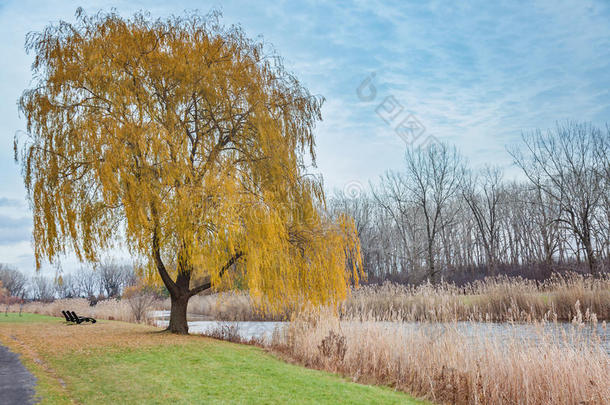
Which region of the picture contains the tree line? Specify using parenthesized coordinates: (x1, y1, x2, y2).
(0, 262, 136, 302)
(330, 122, 610, 284)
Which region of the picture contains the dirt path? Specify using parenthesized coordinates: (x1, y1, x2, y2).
(0, 344, 37, 405)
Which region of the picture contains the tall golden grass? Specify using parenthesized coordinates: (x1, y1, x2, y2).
(341, 273, 610, 322)
(158, 291, 291, 321)
(153, 273, 610, 322)
(5, 298, 156, 323)
(271, 307, 609, 405)
(8, 273, 606, 323)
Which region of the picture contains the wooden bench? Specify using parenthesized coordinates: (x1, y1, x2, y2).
(61, 310, 96, 324)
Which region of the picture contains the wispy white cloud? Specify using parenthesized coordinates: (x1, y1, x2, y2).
(0, 197, 22, 207)
(0, 215, 31, 244)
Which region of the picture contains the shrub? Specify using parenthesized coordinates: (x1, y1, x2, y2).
(123, 284, 162, 323)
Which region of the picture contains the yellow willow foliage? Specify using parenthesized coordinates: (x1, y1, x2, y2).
(16, 9, 362, 311)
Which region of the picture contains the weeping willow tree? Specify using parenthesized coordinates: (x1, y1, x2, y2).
(16, 9, 362, 333)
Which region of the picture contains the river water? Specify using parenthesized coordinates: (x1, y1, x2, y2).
(151, 311, 283, 342)
(151, 311, 609, 352)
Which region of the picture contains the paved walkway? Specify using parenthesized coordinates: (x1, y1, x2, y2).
(0, 344, 37, 405)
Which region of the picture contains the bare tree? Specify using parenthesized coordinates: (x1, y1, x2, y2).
(0, 280, 20, 316)
(74, 267, 98, 299)
(98, 262, 132, 298)
(54, 274, 78, 299)
(0, 264, 27, 298)
(31, 275, 54, 302)
(593, 127, 610, 271)
(373, 172, 425, 279)
(123, 284, 158, 322)
(403, 143, 465, 281)
(463, 166, 504, 275)
(510, 122, 605, 274)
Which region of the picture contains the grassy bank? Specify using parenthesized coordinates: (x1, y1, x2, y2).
(0, 313, 426, 404)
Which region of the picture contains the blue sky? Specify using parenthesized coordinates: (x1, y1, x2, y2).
(1, 0, 609, 275)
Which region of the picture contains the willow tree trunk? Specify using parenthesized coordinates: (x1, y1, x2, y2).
(168, 292, 189, 334)
(164, 270, 192, 334)
(153, 239, 234, 334)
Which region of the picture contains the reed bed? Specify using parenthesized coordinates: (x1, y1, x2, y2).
(271, 307, 609, 405)
(159, 273, 609, 322)
(341, 273, 610, 322)
(6, 273, 608, 324)
(158, 291, 291, 321)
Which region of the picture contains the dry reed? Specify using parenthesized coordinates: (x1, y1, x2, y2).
(161, 273, 610, 322)
(10, 273, 605, 324)
(341, 273, 610, 322)
(271, 306, 609, 405)
(158, 291, 291, 321)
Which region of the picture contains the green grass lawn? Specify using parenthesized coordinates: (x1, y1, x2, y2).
(0, 312, 58, 323)
(0, 313, 428, 404)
